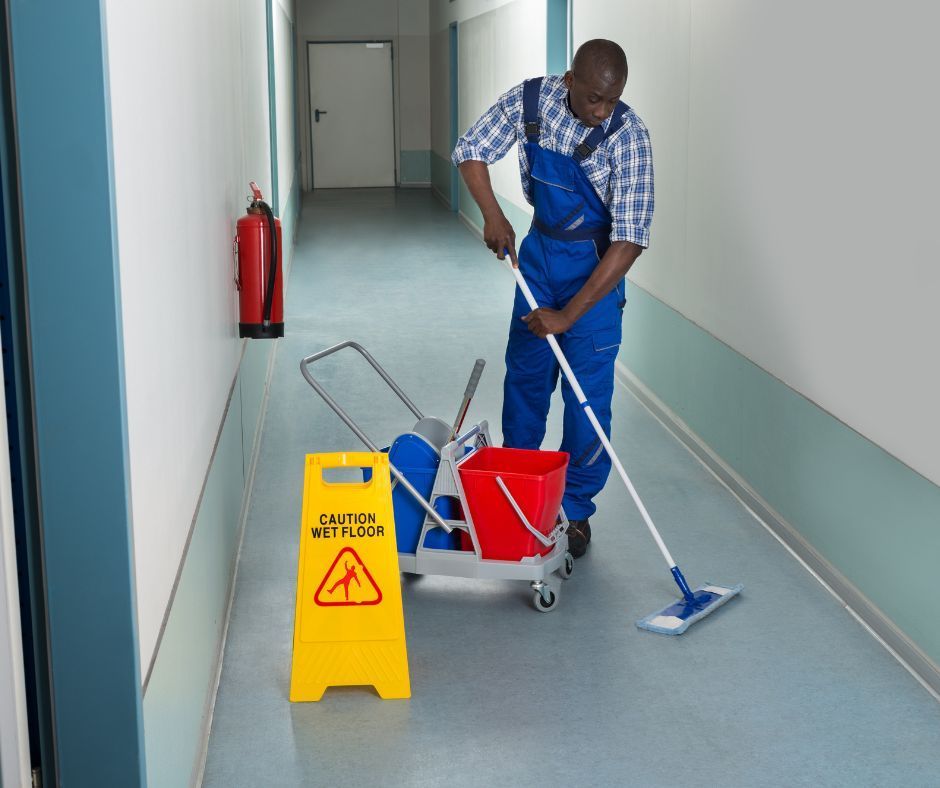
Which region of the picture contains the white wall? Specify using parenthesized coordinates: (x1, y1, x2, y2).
(275, 0, 298, 209)
(431, 0, 546, 215)
(399, 0, 432, 157)
(296, 0, 431, 189)
(105, 0, 293, 673)
(575, 0, 940, 486)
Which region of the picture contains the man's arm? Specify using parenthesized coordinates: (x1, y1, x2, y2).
(451, 83, 524, 263)
(458, 160, 518, 265)
(522, 241, 642, 338)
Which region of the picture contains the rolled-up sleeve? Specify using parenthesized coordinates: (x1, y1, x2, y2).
(608, 126, 654, 247)
(452, 83, 523, 167)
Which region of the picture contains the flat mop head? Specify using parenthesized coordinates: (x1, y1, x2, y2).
(636, 583, 743, 635)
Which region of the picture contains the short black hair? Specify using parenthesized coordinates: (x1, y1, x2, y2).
(571, 39, 628, 84)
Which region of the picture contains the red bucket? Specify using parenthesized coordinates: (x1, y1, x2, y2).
(457, 447, 568, 560)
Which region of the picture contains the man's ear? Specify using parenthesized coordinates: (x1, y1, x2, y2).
(563, 70, 574, 90)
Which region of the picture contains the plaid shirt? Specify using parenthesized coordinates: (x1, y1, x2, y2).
(452, 75, 654, 247)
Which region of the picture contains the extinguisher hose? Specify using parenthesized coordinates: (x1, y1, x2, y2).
(258, 200, 278, 327)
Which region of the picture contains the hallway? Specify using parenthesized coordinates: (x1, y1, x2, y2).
(202, 189, 940, 787)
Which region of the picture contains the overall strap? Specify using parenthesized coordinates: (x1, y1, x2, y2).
(572, 101, 628, 162)
(522, 77, 544, 143)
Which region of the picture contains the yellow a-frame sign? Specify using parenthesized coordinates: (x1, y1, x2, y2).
(289, 452, 411, 701)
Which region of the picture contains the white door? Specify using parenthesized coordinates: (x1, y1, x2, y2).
(308, 42, 396, 188)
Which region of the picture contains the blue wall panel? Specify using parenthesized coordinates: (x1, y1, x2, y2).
(7, 0, 145, 783)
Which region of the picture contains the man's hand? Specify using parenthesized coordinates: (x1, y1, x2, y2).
(522, 307, 573, 338)
(483, 213, 518, 265)
(457, 161, 519, 265)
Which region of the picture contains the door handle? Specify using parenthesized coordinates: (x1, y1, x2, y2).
(315, 108, 327, 122)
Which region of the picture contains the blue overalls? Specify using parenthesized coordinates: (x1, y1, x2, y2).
(503, 77, 628, 521)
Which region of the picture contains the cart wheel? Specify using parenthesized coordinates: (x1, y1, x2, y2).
(559, 553, 574, 579)
(533, 589, 558, 612)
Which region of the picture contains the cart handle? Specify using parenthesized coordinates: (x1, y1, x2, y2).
(300, 341, 452, 532)
(454, 424, 481, 447)
(300, 340, 423, 455)
(494, 475, 566, 547)
(301, 340, 423, 420)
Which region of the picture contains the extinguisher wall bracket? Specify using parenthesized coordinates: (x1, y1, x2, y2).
(233, 235, 241, 290)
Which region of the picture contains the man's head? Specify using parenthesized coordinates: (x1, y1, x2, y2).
(564, 39, 628, 128)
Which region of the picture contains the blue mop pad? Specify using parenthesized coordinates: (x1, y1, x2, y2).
(636, 583, 744, 635)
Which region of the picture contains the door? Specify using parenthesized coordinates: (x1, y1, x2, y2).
(308, 42, 395, 188)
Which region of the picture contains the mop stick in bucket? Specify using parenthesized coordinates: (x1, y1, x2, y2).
(509, 263, 742, 634)
(450, 359, 486, 442)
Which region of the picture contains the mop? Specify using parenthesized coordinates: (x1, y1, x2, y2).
(510, 265, 742, 635)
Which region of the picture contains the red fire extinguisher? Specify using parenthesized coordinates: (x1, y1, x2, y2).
(235, 182, 284, 338)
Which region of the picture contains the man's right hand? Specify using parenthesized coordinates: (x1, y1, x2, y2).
(457, 160, 519, 265)
(483, 212, 518, 266)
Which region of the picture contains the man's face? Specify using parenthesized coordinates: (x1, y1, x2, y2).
(564, 69, 626, 127)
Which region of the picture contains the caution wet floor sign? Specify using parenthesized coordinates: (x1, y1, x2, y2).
(289, 452, 410, 701)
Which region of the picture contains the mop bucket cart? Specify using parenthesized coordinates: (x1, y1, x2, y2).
(300, 341, 573, 611)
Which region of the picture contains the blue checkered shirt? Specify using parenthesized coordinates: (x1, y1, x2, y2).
(452, 75, 654, 247)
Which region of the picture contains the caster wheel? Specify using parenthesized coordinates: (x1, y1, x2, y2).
(559, 553, 574, 579)
(533, 589, 558, 612)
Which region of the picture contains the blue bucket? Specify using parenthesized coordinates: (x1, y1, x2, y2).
(364, 433, 462, 553)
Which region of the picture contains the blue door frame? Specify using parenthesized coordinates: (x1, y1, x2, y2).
(547, 0, 569, 74)
(449, 22, 459, 212)
(6, 1, 146, 784)
(0, 9, 54, 781)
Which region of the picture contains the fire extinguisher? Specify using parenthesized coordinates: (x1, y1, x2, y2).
(235, 182, 284, 338)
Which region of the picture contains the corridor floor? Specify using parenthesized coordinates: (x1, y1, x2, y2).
(202, 189, 940, 787)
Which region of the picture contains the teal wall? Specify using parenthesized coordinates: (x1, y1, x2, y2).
(431, 151, 453, 205)
(620, 285, 940, 666)
(400, 149, 431, 184)
(546, 0, 568, 74)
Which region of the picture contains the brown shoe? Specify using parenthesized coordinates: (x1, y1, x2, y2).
(566, 519, 592, 558)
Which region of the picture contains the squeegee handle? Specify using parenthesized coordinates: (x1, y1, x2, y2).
(511, 264, 679, 572)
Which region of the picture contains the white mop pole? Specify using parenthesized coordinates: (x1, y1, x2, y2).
(510, 266, 683, 576)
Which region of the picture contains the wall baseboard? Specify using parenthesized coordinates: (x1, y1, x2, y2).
(614, 360, 940, 700)
(190, 338, 279, 788)
(431, 185, 451, 209)
(458, 210, 482, 239)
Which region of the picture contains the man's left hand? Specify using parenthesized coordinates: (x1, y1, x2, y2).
(522, 308, 573, 338)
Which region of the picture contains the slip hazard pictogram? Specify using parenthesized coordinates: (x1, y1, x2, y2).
(314, 546, 382, 606)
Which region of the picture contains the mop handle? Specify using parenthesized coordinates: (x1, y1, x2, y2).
(511, 265, 679, 571)
(450, 359, 485, 440)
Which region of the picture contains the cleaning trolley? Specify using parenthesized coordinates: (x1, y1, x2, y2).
(301, 340, 573, 611)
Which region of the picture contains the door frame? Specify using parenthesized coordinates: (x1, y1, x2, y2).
(5, 0, 146, 784)
(448, 23, 459, 211)
(305, 40, 397, 190)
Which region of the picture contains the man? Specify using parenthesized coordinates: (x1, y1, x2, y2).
(452, 39, 653, 558)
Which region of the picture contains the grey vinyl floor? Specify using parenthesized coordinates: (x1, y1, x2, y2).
(202, 189, 940, 788)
